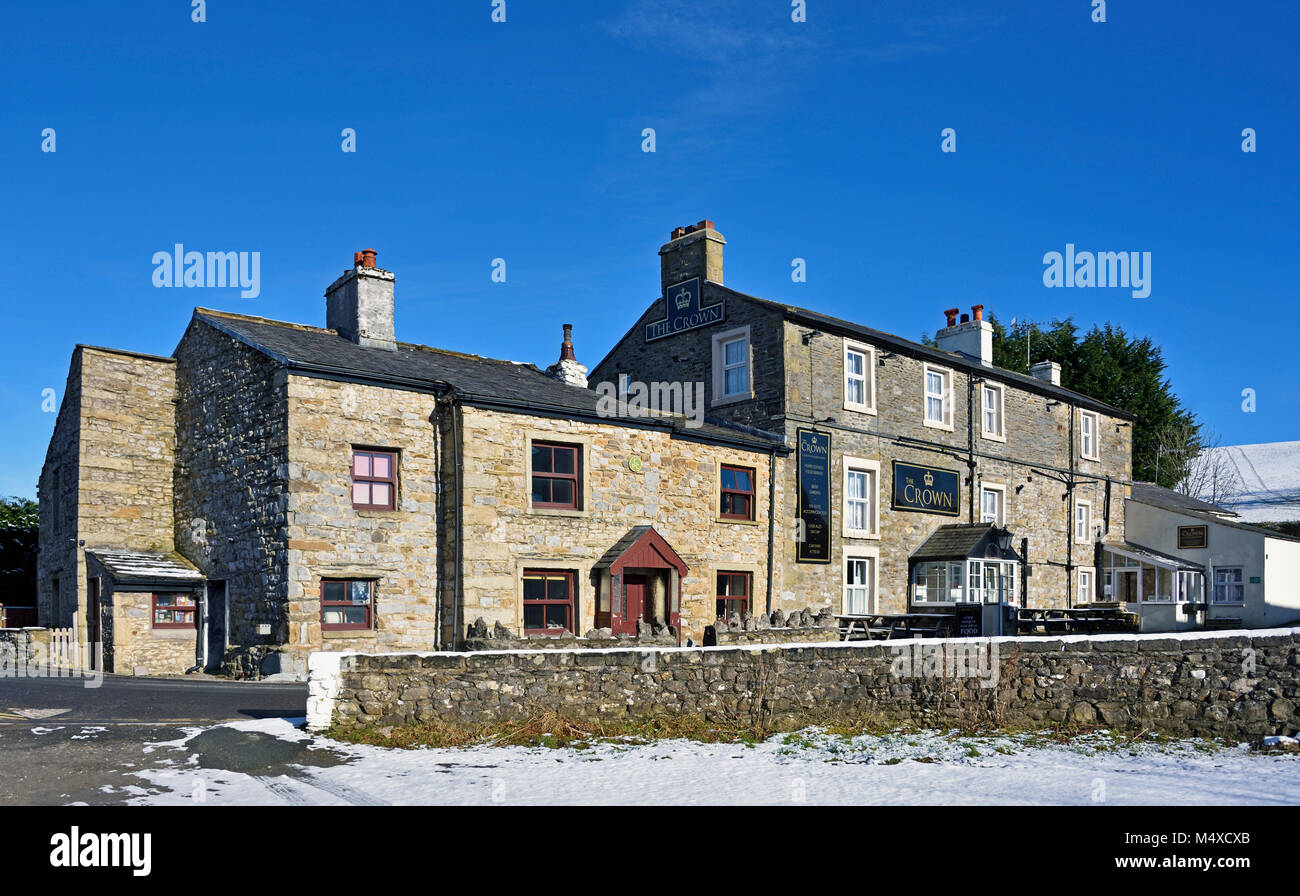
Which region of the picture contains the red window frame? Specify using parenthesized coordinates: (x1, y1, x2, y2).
(152, 592, 198, 629)
(720, 464, 755, 520)
(522, 569, 575, 635)
(352, 449, 397, 510)
(531, 441, 581, 510)
(716, 572, 751, 620)
(321, 579, 374, 631)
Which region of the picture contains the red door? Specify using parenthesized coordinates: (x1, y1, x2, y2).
(616, 575, 646, 636)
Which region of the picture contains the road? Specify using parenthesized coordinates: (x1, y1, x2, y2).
(0, 673, 307, 805)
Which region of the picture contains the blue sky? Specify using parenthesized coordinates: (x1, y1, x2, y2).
(1, 0, 1296, 499)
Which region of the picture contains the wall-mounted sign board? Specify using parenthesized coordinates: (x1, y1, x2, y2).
(644, 278, 725, 341)
(796, 428, 832, 563)
(892, 461, 961, 517)
(1177, 525, 1208, 549)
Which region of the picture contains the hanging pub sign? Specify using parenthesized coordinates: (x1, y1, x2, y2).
(1177, 525, 1208, 549)
(892, 461, 961, 517)
(644, 277, 725, 341)
(796, 427, 832, 563)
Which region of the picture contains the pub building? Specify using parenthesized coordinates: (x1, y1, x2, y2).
(39, 221, 1138, 679)
(595, 221, 1134, 636)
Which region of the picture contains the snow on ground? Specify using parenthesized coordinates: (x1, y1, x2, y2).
(123, 717, 1300, 806)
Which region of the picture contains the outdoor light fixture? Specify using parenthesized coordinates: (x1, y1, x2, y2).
(1046, 400, 1061, 409)
(995, 526, 1013, 553)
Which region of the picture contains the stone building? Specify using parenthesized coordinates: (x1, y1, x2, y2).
(38, 223, 1135, 678)
(38, 249, 785, 677)
(593, 221, 1134, 635)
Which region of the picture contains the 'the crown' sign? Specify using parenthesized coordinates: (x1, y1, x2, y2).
(645, 278, 724, 341)
(892, 461, 961, 517)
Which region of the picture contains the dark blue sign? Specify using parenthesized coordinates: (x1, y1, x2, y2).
(644, 278, 725, 342)
(892, 461, 961, 517)
(796, 428, 832, 564)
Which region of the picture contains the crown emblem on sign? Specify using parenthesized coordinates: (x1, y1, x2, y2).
(923, 472, 934, 486)
(673, 287, 692, 310)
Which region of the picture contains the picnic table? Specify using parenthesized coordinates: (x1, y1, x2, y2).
(1016, 606, 1135, 635)
(836, 613, 957, 641)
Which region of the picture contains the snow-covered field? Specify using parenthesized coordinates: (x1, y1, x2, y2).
(118, 717, 1300, 806)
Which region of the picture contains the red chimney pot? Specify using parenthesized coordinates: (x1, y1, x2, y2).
(560, 323, 576, 362)
(971, 304, 984, 321)
(359, 249, 378, 269)
(943, 308, 960, 327)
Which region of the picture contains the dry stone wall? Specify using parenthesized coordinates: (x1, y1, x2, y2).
(309, 628, 1300, 742)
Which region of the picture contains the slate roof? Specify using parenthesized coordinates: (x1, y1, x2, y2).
(193, 309, 786, 454)
(910, 523, 1022, 562)
(1127, 481, 1300, 543)
(88, 550, 205, 586)
(707, 284, 1134, 420)
(1129, 482, 1236, 517)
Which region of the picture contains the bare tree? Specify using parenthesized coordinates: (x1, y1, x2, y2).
(1176, 429, 1243, 509)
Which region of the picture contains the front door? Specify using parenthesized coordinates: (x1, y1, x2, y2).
(622, 575, 646, 634)
(205, 582, 227, 672)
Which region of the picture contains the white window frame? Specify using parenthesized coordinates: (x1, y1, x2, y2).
(1074, 499, 1092, 544)
(843, 553, 878, 616)
(1077, 569, 1095, 604)
(979, 483, 1005, 526)
(980, 382, 1006, 441)
(922, 364, 954, 430)
(1079, 410, 1100, 461)
(842, 341, 876, 415)
(711, 326, 753, 405)
(1212, 566, 1245, 605)
(842, 456, 880, 539)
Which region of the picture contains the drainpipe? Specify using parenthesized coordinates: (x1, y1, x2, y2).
(431, 382, 462, 650)
(967, 375, 977, 524)
(765, 447, 776, 615)
(1065, 403, 1075, 607)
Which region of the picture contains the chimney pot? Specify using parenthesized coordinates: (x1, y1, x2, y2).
(944, 308, 960, 327)
(359, 249, 378, 269)
(960, 313, 970, 324)
(971, 304, 984, 321)
(547, 323, 587, 387)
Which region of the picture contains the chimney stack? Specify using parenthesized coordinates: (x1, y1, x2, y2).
(546, 323, 589, 388)
(1030, 360, 1062, 386)
(326, 249, 396, 350)
(659, 220, 724, 293)
(935, 305, 993, 366)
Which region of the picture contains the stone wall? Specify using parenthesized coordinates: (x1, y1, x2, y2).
(778, 321, 1132, 615)
(456, 405, 778, 646)
(105, 590, 198, 676)
(283, 372, 445, 671)
(308, 628, 1300, 742)
(39, 346, 178, 630)
(174, 315, 290, 671)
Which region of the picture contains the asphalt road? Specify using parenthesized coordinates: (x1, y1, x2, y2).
(0, 673, 308, 805)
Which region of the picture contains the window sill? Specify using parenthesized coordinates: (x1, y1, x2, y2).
(323, 629, 377, 639)
(528, 506, 588, 519)
(712, 392, 754, 407)
(1079, 454, 1101, 463)
(717, 516, 760, 526)
(923, 418, 954, 432)
(843, 530, 880, 541)
(981, 431, 1007, 444)
(843, 403, 877, 416)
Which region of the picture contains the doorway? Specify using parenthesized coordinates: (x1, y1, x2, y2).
(205, 582, 227, 672)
